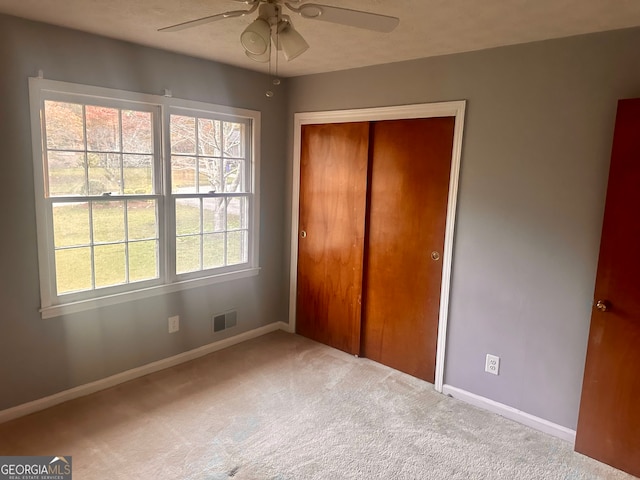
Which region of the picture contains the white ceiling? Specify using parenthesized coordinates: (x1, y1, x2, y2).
(1, 0, 640, 77)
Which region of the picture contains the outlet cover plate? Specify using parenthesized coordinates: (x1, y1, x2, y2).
(485, 354, 500, 375)
(168, 315, 180, 333)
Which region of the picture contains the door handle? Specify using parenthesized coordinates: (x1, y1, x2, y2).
(595, 300, 611, 312)
(300, 230, 307, 238)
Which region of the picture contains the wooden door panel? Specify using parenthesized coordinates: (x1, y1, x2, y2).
(296, 122, 370, 355)
(575, 98, 640, 477)
(361, 117, 455, 381)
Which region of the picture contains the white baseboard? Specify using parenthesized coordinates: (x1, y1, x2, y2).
(278, 321, 295, 333)
(442, 385, 576, 444)
(0, 321, 290, 424)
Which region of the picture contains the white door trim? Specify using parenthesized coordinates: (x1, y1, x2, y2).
(288, 101, 466, 392)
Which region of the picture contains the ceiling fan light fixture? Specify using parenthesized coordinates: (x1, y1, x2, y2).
(299, 5, 323, 19)
(159, 1, 400, 66)
(245, 44, 271, 63)
(241, 17, 271, 55)
(278, 21, 309, 61)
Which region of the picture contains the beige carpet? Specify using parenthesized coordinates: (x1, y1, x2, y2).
(0, 330, 634, 480)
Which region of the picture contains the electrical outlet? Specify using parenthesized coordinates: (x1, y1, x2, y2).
(485, 354, 500, 375)
(168, 315, 180, 333)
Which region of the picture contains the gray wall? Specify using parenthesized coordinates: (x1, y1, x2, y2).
(286, 27, 640, 429)
(0, 14, 288, 411)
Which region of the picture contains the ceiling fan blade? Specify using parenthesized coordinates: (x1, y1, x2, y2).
(159, 8, 250, 33)
(288, 3, 399, 32)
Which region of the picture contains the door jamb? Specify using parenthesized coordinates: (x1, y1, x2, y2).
(288, 101, 466, 392)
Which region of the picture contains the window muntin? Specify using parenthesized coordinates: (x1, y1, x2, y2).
(30, 79, 259, 314)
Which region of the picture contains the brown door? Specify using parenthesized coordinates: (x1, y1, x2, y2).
(575, 98, 640, 477)
(296, 122, 370, 355)
(361, 118, 455, 382)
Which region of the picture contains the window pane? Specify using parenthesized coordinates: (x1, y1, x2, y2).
(94, 243, 126, 288)
(47, 151, 86, 197)
(223, 122, 244, 158)
(203, 198, 225, 233)
(226, 197, 246, 229)
(203, 233, 224, 269)
(122, 110, 153, 154)
(176, 236, 201, 274)
(176, 199, 201, 235)
(88, 153, 121, 195)
(86, 105, 120, 152)
(171, 156, 196, 193)
(127, 200, 157, 240)
(56, 247, 92, 294)
(171, 115, 196, 154)
(53, 202, 90, 247)
(227, 230, 247, 265)
(44, 101, 84, 150)
(198, 118, 221, 156)
(92, 201, 125, 243)
(199, 158, 222, 193)
(123, 154, 153, 194)
(224, 160, 245, 193)
(129, 240, 158, 282)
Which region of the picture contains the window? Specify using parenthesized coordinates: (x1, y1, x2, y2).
(43, 100, 161, 295)
(29, 79, 260, 318)
(169, 113, 250, 275)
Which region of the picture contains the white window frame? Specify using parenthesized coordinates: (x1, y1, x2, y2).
(167, 105, 255, 281)
(29, 78, 260, 319)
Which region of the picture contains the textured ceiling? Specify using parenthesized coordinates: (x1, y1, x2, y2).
(1, 0, 640, 77)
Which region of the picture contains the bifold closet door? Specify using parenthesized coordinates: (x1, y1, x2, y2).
(361, 117, 455, 382)
(296, 122, 370, 355)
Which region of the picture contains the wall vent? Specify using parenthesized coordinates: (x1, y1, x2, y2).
(225, 311, 237, 329)
(212, 310, 237, 333)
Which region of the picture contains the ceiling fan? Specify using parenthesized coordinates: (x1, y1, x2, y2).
(159, 0, 399, 62)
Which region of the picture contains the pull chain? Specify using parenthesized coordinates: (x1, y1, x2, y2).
(266, 8, 281, 98)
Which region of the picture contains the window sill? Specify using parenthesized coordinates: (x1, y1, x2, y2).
(40, 268, 261, 319)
